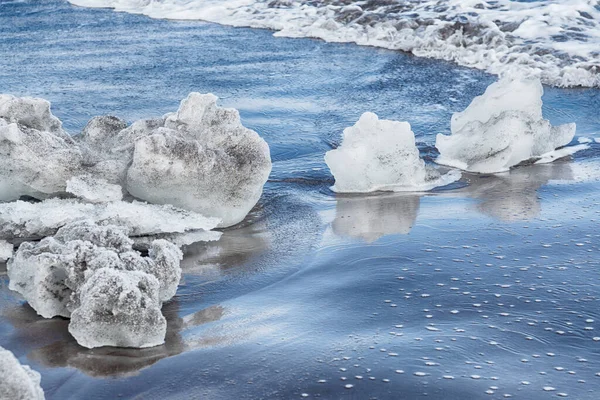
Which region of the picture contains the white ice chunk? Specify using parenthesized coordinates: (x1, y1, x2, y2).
(0, 122, 82, 201)
(0, 240, 12, 262)
(0, 94, 64, 134)
(7, 220, 183, 319)
(126, 93, 272, 227)
(436, 77, 577, 173)
(68, 268, 167, 349)
(0, 198, 220, 240)
(0, 346, 45, 400)
(66, 175, 123, 203)
(0, 93, 271, 227)
(325, 112, 459, 193)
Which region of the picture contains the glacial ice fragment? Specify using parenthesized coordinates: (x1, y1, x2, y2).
(7, 220, 182, 319)
(435, 77, 577, 173)
(0, 93, 271, 226)
(325, 112, 459, 193)
(0, 346, 45, 400)
(126, 93, 272, 227)
(0, 120, 82, 201)
(68, 268, 167, 349)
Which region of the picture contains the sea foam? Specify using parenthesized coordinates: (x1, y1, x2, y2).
(68, 0, 600, 88)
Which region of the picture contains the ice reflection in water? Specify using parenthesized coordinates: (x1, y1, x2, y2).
(460, 162, 575, 221)
(332, 193, 421, 241)
(3, 302, 226, 377)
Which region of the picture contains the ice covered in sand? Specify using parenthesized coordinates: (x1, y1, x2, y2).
(126, 93, 272, 227)
(325, 112, 459, 193)
(0, 240, 12, 262)
(435, 77, 577, 174)
(0, 198, 220, 241)
(69, 268, 167, 349)
(0, 92, 271, 227)
(8, 220, 182, 319)
(0, 346, 45, 400)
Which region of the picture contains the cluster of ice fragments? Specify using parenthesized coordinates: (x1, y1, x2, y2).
(326, 77, 579, 192)
(1, 92, 272, 349)
(325, 112, 459, 193)
(0, 92, 271, 227)
(0, 346, 44, 400)
(8, 220, 182, 348)
(436, 77, 577, 173)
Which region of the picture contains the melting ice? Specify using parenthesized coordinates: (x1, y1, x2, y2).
(436, 77, 578, 173)
(325, 112, 459, 193)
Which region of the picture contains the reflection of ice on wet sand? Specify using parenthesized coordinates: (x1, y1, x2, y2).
(3, 302, 226, 378)
(459, 162, 574, 221)
(331, 161, 579, 242)
(332, 193, 421, 241)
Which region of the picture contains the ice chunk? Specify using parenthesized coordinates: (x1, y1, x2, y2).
(325, 112, 459, 193)
(7, 220, 182, 318)
(0, 121, 82, 201)
(66, 175, 123, 203)
(126, 93, 272, 227)
(69, 268, 167, 349)
(0, 198, 220, 240)
(0, 346, 45, 400)
(436, 77, 577, 173)
(0, 94, 64, 135)
(0, 240, 12, 262)
(0, 93, 271, 226)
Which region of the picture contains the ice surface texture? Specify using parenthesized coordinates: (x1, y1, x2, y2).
(0, 95, 81, 201)
(68, 0, 600, 88)
(435, 77, 577, 173)
(0, 240, 12, 262)
(8, 221, 182, 348)
(0, 93, 272, 227)
(69, 268, 167, 349)
(0, 198, 220, 241)
(0, 346, 45, 400)
(325, 112, 459, 193)
(127, 93, 272, 227)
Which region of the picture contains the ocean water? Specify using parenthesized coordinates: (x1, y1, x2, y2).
(1, 0, 600, 399)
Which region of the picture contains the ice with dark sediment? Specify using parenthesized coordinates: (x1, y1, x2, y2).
(0, 95, 82, 201)
(69, 268, 167, 349)
(325, 112, 459, 193)
(127, 93, 272, 227)
(0, 92, 271, 227)
(8, 220, 181, 348)
(67, 0, 600, 88)
(0, 346, 45, 400)
(8, 220, 182, 319)
(435, 77, 579, 173)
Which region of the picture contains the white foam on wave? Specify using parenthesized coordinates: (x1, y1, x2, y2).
(68, 0, 600, 87)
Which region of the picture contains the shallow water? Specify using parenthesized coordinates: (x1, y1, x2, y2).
(1, 1, 600, 399)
